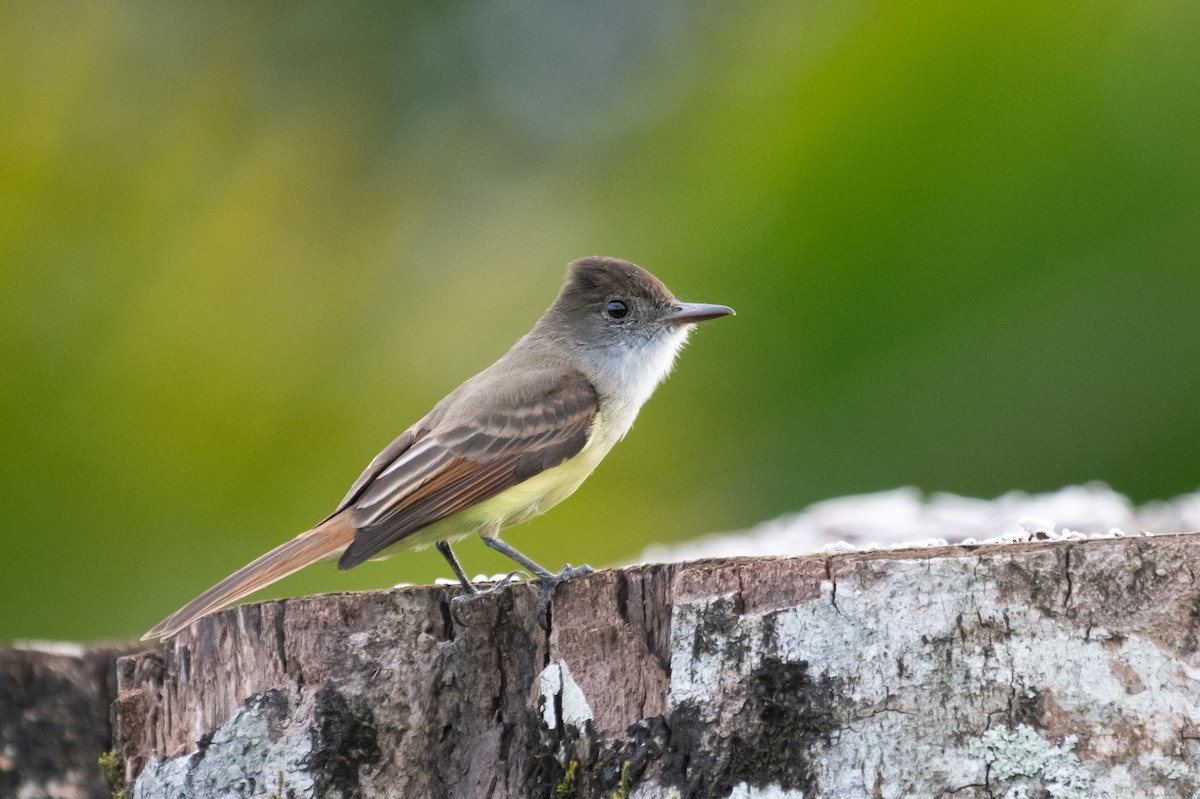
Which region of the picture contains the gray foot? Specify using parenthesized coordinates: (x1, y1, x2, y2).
(477, 536, 595, 629)
(533, 563, 594, 629)
(448, 571, 522, 627)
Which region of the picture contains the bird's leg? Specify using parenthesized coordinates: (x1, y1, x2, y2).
(435, 541, 478, 594)
(436, 540, 520, 626)
(480, 536, 593, 627)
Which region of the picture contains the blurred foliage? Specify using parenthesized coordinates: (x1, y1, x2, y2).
(2, 0, 1198, 641)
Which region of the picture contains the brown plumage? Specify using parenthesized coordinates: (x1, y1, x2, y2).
(142, 516, 357, 640)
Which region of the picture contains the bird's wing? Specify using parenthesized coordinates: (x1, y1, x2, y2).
(327, 426, 422, 519)
(335, 368, 598, 569)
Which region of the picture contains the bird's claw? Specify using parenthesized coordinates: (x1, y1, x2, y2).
(534, 563, 594, 630)
(447, 564, 594, 629)
(448, 570, 523, 626)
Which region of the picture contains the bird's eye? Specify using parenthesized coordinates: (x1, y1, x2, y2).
(604, 300, 629, 320)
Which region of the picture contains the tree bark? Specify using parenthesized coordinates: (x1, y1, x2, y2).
(0, 643, 140, 799)
(104, 533, 1200, 797)
(9, 528, 1197, 798)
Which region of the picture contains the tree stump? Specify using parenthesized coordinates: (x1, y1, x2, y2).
(107, 533, 1200, 798)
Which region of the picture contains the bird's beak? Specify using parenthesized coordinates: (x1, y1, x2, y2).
(664, 302, 736, 324)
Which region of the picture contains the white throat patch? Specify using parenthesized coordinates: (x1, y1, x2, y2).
(589, 325, 692, 418)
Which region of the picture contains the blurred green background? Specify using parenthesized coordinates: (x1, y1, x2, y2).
(2, 0, 1198, 642)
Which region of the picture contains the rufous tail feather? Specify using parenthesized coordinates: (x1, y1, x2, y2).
(141, 515, 356, 641)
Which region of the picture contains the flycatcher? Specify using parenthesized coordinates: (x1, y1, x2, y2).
(144, 256, 733, 640)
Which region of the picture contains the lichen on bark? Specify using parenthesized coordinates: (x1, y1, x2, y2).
(110, 534, 1200, 798)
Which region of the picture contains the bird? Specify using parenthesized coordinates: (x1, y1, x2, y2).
(143, 256, 734, 639)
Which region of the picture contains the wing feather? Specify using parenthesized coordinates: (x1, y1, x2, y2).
(336, 368, 598, 569)
(322, 427, 423, 522)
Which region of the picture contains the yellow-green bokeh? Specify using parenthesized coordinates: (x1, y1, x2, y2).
(2, 1, 1198, 641)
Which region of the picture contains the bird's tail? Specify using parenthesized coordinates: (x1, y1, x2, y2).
(141, 514, 356, 641)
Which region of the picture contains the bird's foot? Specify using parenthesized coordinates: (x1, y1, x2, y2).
(534, 563, 594, 629)
(448, 571, 523, 626)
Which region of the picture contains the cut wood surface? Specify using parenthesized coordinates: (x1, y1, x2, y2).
(110, 533, 1200, 798)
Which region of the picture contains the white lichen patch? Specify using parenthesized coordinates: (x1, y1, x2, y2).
(133, 694, 315, 799)
(968, 724, 1093, 798)
(1143, 750, 1191, 781)
(725, 782, 808, 798)
(630, 778, 806, 798)
(665, 552, 1200, 798)
(720, 782, 806, 791)
(538, 659, 593, 731)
